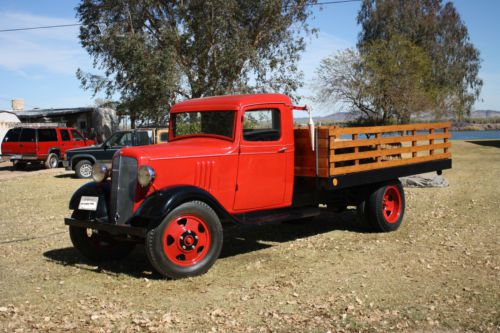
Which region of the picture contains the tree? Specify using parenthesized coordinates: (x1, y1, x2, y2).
(315, 36, 434, 124)
(357, 0, 482, 121)
(76, 0, 316, 127)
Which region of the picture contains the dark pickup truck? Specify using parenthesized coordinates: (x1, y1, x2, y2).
(63, 128, 168, 178)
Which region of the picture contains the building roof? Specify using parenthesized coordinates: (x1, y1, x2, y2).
(171, 94, 293, 112)
(15, 107, 95, 119)
(0, 110, 21, 122)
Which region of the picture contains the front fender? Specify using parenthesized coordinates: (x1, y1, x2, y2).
(133, 186, 234, 228)
(69, 181, 111, 219)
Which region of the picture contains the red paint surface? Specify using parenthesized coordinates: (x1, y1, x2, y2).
(382, 185, 402, 223)
(121, 94, 297, 215)
(1, 127, 94, 161)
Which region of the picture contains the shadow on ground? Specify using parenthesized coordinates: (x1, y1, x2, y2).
(54, 173, 78, 179)
(0, 163, 46, 172)
(466, 140, 500, 148)
(43, 209, 366, 279)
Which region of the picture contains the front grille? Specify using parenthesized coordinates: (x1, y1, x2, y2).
(110, 155, 138, 224)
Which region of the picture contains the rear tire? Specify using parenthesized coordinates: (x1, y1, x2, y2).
(74, 159, 93, 178)
(146, 201, 223, 279)
(45, 153, 59, 169)
(12, 161, 27, 170)
(365, 181, 405, 232)
(69, 210, 135, 261)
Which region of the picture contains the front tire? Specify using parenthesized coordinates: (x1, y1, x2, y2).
(69, 210, 135, 261)
(146, 201, 223, 279)
(74, 159, 93, 178)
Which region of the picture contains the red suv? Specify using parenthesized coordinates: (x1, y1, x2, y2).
(1, 127, 95, 169)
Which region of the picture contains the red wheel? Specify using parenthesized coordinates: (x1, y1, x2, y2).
(365, 181, 406, 232)
(381, 185, 402, 224)
(162, 215, 211, 266)
(146, 201, 223, 279)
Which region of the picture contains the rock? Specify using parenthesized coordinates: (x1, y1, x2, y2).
(400, 173, 449, 188)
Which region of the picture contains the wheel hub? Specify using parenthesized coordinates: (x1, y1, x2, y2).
(179, 231, 198, 250)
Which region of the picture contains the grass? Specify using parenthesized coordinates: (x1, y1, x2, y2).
(0, 140, 499, 332)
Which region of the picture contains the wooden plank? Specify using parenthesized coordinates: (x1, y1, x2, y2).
(296, 137, 329, 150)
(352, 133, 359, 165)
(330, 132, 450, 149)
(330, 122, 451, 135)
(330, 142, 451, 163)
(330, 152, 451, 175)
(294, 127, 330, 139)
(375, 133, 381, 162)
(295, 167, 329, 177)
(411, 129, 417, 158)
(295, 155, 329, 168)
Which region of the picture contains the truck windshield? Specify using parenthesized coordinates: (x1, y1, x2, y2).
(172, 111, 235, 140)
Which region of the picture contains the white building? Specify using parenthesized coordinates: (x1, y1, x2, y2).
(0, 111, 21, 156)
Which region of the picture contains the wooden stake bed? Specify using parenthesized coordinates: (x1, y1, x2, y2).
(294, 122, 451, 178)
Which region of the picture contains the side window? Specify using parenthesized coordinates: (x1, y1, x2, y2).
(243, 108, 281, 142)
(38, 129, 58, 142)
(135, 131, 153, 146)
(3, 128, 21, 142)
(19, 128, 36, 142)
(159, 132, 169, 142)
(60, 129, 71, 141)
(117, 132, 133, 146)
(71, 130, 84, 141)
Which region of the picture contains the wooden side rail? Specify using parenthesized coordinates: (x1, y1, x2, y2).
(329, 122, 451, 175)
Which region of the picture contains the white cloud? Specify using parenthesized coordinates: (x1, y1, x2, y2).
(0, 11, 91, 76)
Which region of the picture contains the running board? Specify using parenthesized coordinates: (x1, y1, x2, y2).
(233, 207, 320, 225)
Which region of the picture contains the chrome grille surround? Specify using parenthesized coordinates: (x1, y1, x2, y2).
(110, 155, 138, 224)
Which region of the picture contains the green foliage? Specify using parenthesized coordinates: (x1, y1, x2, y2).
(76, 0, 316, 127)
(357, 0, 482, 121)
(315, 0, 482, 125)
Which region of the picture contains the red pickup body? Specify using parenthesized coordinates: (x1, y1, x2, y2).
(122, 94, 295, 214)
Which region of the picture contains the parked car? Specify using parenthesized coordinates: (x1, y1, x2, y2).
(63, 128, 168, 178)
(1, 126, 94, 169)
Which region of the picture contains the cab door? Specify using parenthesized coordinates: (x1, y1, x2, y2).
(233, 106, 288, 211)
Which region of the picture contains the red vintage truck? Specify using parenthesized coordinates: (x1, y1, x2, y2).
(65, 94, 451, 279)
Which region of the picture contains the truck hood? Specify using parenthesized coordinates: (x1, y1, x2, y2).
(120, 138, 237, 161)
(65, 144, 102, 155)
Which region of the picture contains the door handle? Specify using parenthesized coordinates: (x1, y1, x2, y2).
(278, 147, 287, 153)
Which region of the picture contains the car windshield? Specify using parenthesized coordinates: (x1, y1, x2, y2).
(172, 111, 236, 140)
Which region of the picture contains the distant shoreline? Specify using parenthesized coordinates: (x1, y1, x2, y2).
(451, 123, 500, 131)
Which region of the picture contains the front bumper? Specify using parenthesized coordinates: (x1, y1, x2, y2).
(64, 218, 147, 237)
(8, 154, 39, 161)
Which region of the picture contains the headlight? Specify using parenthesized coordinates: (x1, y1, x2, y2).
(92, 163, 109, 183)
(138, 165, 155, 187)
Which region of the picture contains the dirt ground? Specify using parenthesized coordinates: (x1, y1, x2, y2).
(0, 140, 498, 332)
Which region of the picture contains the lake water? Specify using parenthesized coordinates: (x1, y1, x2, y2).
(450, 130, 500, 140)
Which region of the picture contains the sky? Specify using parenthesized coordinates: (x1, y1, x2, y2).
(0, 0, 499, 116)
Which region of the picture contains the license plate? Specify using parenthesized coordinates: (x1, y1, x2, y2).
(10, 155, 22, 160)
(78, 196, 99, 211)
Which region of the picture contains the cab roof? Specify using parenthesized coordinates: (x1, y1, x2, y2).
(171, 93, 293, 112)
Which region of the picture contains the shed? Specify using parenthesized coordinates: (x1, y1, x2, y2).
(15, 107, 118, 144)
(0, 111, 21, 156)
